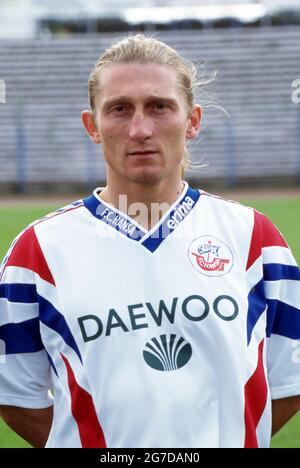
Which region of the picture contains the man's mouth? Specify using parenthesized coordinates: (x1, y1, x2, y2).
(128, 150, 158, 156)
(129, 150, 156, 155)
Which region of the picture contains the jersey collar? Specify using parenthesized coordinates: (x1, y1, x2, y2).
(83, 182, 200, 253)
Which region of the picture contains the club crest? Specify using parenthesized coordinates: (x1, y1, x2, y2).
(188, 235, 233, 277)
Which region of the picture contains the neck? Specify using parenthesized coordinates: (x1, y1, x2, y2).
(99, 177, 185, 231)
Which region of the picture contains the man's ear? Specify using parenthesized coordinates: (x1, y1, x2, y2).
(186, 105, 202, 140)
(82, 110, 101, 144)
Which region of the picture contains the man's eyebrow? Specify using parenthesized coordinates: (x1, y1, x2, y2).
(146, 95, 179, 106)
(102, 96, 130, 109)
(101, 95, 179, 109)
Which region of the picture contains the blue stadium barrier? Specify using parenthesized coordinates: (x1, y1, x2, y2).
(15, 109, 27, 193)
(296, 110, 300, 184)
(224, 119, 236, 188)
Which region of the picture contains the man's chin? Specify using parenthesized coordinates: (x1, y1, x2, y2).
(128, 169, 164, 185)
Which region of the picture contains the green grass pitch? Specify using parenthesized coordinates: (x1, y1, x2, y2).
(0, 197, 299, 448)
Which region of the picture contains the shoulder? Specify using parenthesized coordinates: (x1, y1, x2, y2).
(198, 189, 254, 220)
(198, 189, 288, 245)
(0, 199, 85, 282)
(249, 208, 288, 248)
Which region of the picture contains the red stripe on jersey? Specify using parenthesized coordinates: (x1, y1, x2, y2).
(244, 340, 268, 448)
(61, 354, 106, 448)
(246, 210, 288, 271)
(5, 227, 55, 285)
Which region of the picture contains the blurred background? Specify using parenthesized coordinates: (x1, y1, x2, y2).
(0, 0, 300, 448)
(0, 0, 300, 193)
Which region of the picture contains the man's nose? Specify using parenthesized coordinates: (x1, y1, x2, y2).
(128, 111, 153, 141)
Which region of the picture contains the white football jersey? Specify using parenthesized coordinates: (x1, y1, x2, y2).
(0, 182, 300, 448)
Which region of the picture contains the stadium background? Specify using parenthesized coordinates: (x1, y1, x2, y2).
(0, 0, 300, 448)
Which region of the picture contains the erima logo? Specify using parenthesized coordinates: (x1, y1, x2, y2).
(167, 196, 195, 230)
(143, 334, 192, 371)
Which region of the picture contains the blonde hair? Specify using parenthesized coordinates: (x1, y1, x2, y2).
(88, 34, 214, 175)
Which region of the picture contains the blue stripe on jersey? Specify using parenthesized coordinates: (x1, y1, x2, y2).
(83, 194, 145, 241)
(0, 318, 44, 354)
(0, 283, 37, 303)
(266, 299, 300, 339)
(263, 264, 300, 281)
(142, 186, 201, 253)
(46, 351, 59, 378)
(38, 294, 82, 363)
(247, 279, 266, 345)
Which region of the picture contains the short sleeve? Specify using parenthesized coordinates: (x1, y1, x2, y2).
(0, 227, 53, 408)
(258, 212, 300, 399)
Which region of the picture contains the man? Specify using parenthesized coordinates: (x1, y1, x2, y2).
(0, 34, 300, 448)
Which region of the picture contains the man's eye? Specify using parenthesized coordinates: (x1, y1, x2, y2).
(113, 105, 126, 112)
(153, 103, 166, 110)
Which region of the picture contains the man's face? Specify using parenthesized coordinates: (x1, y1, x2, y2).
(85, 62, 200, 186)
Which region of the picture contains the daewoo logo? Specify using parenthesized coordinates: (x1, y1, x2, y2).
(78, 294, 239, 343)
(143, 334, 192, 371)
